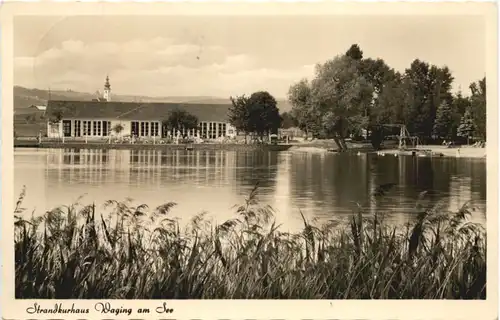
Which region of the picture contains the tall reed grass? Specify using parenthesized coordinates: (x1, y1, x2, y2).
(14, 184, 486, 299)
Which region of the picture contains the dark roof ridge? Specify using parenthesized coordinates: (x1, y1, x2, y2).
(46, 100, 232, 122)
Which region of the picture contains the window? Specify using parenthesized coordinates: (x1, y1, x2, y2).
(74, 120, 81, 137)
(103, 121, 110, 136)
(202, 122, 208, 138)
(140, 122, 149, 136)
(83, 121, 91, 136)
(62, 120, 72, 137)
(90, 121, 103, 136)
(208, 122, 217, 139)
(150, 122, 159, 136)
(131, 121, 139, 136)
(218, 123, 225, 137)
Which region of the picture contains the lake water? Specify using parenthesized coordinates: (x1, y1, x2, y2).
(14, 148, 486, 232)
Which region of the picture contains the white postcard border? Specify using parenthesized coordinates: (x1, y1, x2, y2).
(1, 2, 498, 319)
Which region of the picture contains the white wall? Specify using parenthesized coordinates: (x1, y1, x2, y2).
(47, 122, 62, 138)
(50, 118, 237, 139)
(226, 123, 237, 138)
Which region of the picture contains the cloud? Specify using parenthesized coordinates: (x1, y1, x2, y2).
(15, 37, 316, 97)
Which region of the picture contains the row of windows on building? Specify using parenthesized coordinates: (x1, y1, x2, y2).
(63, 120, 114, 137)
(61, 120, 233, 139)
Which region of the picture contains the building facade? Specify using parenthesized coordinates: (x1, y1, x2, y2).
(46, 77, 237, 139)
(48, 118, 236, 140)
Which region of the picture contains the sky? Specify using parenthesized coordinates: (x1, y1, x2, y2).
(14, 15, 486, 99)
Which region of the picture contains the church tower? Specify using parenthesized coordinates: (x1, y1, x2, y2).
(103, 75, 111, 102)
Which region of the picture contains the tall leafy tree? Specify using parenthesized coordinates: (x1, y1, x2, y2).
(310, 54, 373, 149)
(247, 91, 282, 140)
(280, 111, 298, 129)
(402, 59, 432, 137)
(347, 46, 403, 139)
(345, 44, 363, 61)
(402, 60, 454, 140)
(361, 58, 398, 97)
(469, 77, 486, 140)
(288, 79, 321, 137)
(228, 95, 251, 137)
(373, 73, 406, 125)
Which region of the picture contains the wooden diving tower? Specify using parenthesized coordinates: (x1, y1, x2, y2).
(379, 124, 419, 150)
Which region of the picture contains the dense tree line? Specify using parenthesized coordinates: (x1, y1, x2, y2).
(285, 44, 487, 149)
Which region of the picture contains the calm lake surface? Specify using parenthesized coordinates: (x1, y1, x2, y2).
(14, 148, 486, 231)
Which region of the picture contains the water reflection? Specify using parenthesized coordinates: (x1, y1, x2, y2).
(14, 148, 486, 232)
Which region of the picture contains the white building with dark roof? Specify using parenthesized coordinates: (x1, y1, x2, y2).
(46, 77, 237, 140)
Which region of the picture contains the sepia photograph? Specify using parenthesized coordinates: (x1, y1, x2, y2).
(2, 2, 497, 314)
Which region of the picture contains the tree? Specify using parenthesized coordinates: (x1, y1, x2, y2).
(246, 91, 281, 141)
(280, 111, 298, 129)
(288, 79, 321, 138)
(469, 77, 486, 140)
(402, 60, 454, 140)
(310, 54, 373, 149)
(372, 74, 406, 125)
(360, 58, 397, 97)
(453, 90, 470, 116)
(449, 91, 470, 140)
(345, 44, 363, 61)
(433, 102, 454, 139)
(162, 109, 199, 137)
(359, 58, 401, 133)
(457, 110, 476, 144)
(228, 95, 251, 141)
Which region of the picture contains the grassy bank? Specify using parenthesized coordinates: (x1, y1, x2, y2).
(14, 185, 486, 299)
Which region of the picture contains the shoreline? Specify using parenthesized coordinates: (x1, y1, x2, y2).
(13, 139, 487, 158)
(14, 140, 293, 152)
(378, 146, 487, 159)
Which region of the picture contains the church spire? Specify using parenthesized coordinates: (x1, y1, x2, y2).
(103, 75, 111, 102)
(105, 75, 110, 89)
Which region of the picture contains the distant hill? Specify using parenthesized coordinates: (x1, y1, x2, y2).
(13, 86, 293, 112)
(14, 86, 292, 112)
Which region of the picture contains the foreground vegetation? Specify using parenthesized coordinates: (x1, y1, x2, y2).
(15, 185, 486, 299)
